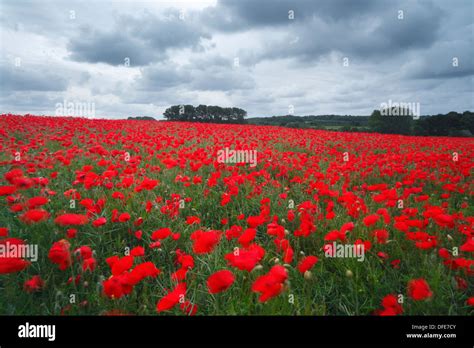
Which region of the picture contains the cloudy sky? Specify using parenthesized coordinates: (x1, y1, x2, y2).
(0, 0, 473, 118)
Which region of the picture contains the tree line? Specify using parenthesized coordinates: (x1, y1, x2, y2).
(163, 105, 247, 123)
(246, 110, 473, 137)
(369, 109, 473, 136)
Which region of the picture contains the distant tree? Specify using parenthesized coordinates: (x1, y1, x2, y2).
(163, 105, 181, 121)
(213, 106, 221, 121)
(368, 110, 383, 132)
(413, 111, 473, 136)
(369, 108, 412, 135)
(232, 107, 247, 123)
(182, 105, 196, 121)
(163, 104, 246, 123)
(245, 111, 471, 137)
(221, 107, 231, 122)
(128, 116, 156, 121)
(196, 104, 208, 122)
(461, 111, 474, 133)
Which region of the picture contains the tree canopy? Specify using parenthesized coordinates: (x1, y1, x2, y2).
(368, 109, 473, 136)
(163, 104, 247, 123)
(368, 107, 413, 135)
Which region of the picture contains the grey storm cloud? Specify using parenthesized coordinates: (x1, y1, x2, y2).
(0, 91, 64, 116)
(68, 10, 211, 66)
(0, 65, 68, 92)
(401, 40, 474, 79)
(65, 0, 445, 67)
(202, 0, 382, 31)
(188, 66, 255, 91)
(137, 62, 192, 89)
(227, 0, 444, 64)
(185, 55, 255, 91)
(135, 56, 255, 92)
(68, 27, 157, 66)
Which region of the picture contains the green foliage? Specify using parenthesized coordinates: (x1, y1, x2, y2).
(248, 111, 472, 137)
(127, 116, 156, 121)
(413, 111, 474, 136)
(163, 104, 247, 124)
(368, 108, 413, 135)
(249, 115, 370, 128)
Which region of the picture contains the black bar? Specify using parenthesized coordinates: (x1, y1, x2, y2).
(0, 316, 472, 346)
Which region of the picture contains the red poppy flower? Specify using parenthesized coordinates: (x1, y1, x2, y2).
(363, 214, 380, 227)
(66, 228, 77, 238)
(247, 215, 265, 228)
(48, 239, 72, 270)
(190, 230, 220, 254)
(390, 259, 401, 269)
(27, 196, 49, 209)
(438, 248, 450, 259)
(54, 213, 88, 226)
(127, 262, 160, 285)
(297, 255, 318, 274)
(75, 246, 93, 260)
(408, 278, 433, 301)
(186, 216, 201, 225)
(0, 227, 9, 237)
(118, 212, 131, 222)
(373, 229, 389, 244)
(221, 193, 231, 206)
(10, 204, 23, 213)
(460, 238, 474, 252)
(103, 275, 133, 299)
(283, 245, 294, 263)
(377, 294, 403, 316)
(82, 257, 96, 272)
(92, 217, 107, 227)
(252, 265, 288, 302)
(207, 270, 235, 294)
(238, 228, 256, 247)
(287, 210, 295, 221)
(24, 275, 45, 293)
(156, 283, 187, 312)
(130, 246, 145, 257)
(151, 228, 172, 240)
(20, 209, 50, 224)
(109, 255, 134, 276)
(0, 185, 16, 196)
(225, 244, 265, 271)
(4, 169, 24, 183)
(0, 257, 30, 274)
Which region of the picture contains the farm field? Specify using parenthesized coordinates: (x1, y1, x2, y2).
(0, 114, 473, 316)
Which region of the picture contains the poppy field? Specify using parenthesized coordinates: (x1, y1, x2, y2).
(0, 114, 473, 316)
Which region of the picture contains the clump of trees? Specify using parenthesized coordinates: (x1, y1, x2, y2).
(163, 105, 247, 123)
(413, 111, 474, 136)
(368, 107, 413, 135)
(127, 116, 156, 121)
(248, 110, 473, 136)
(369, 109, 473, 136)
